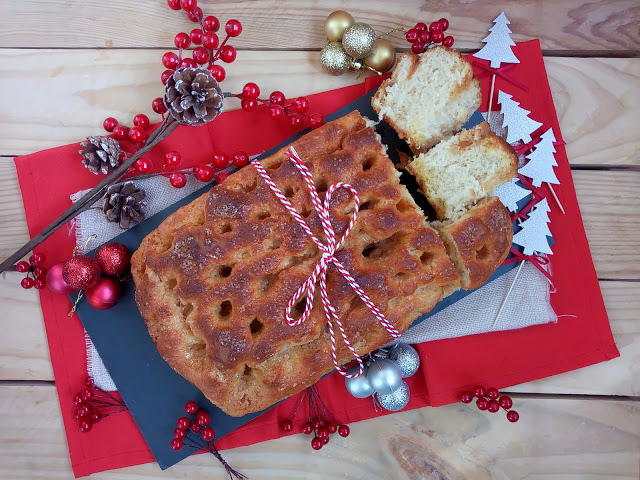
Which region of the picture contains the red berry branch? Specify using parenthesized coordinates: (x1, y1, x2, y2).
(16, 252, 47, 290)
(405, 18, 454, 54)
(460, 385, 519, 422)
(72, 378, 129, 432)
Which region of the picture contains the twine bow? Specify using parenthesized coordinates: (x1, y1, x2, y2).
(472, 62, 529, 92)
(502, 247, 553, 283)
(251, 147, 400, 378)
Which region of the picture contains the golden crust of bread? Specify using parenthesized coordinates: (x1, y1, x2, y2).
(131, 111, 460, 417)
(435, 197, 513, 290)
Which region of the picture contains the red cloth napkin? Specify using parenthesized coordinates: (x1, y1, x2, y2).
(14, 40, 618, 478)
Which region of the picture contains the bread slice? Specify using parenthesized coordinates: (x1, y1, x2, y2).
(407, 122, 517, 220)
(372, 46, 481, 153)
(433, 197, 513, 290)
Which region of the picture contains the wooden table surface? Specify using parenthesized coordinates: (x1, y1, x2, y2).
(1, 1, 639, 479)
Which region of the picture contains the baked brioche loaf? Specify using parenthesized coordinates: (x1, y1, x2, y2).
(433, 197, 513, 290)
(131, 111, 460, 417)
(372, 46, 481, 153)
(407, 122, 517, 220)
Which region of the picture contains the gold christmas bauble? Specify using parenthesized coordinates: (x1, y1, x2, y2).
(324, 10, 355, 42)
(364, 39, 396, 73)
(320, 41, 353, 76)
(342, 22, 376, 59)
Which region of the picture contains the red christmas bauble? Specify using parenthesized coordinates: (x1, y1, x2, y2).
(85, 277, 121, 310)
(96, 242, 131, 276)
(46, 262, 77, 295)
(62, 255, 100, 290)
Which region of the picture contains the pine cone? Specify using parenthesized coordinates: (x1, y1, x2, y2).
(79, 136, 122, 175)
(164, 67, 224, 126)
(101, 182, 146, 229)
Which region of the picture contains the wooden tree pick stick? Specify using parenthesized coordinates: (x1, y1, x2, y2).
(0, 118, 178, 275)
(486, 73, 497, 123)
(548, 183, 565, 214)
(492, 260, 525, 329)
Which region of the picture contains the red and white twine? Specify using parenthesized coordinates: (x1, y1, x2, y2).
(251, 147, 400, 377)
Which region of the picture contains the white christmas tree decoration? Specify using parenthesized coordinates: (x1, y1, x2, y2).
(512, 199, 553, 255)
(495, 178, 532, 212)
(498, 91, 542, 144)
(473, 12, 520, 68)
(518, 128, 559, 187)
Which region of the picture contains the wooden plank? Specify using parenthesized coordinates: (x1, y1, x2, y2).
(0, 385, 638, 479)
(0, 0, 638, 52)
(0, 50, 637, 161)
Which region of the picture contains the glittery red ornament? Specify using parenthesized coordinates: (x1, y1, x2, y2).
(62, 255, 101, 290)
(46, 262, 77, 295)
(85, 277, 121, 310)
(96, 242, 131, 276)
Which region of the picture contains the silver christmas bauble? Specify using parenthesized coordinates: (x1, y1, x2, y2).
(320, 42, 353, 76)
(345, 364, 374, 398)
(367, 358, 403, 395)
(377, 381, 410, 412)
(341, 22, 376, 59)
(389, 343, 421, 378)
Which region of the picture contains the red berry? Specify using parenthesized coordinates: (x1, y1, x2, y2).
(242, 82, 260, 100)
(112, 125, 129, 140)
(322, 436, 330, 445)
(179, 57, 197, 69)
(184, 400, 198, 414)
(293, 96, 310, 113)
(176, 417, 190, 430)
(103, 117, 118, 132)
(472, 385, 485, 398)
(161, 69, 174, 85)
(486, 387, 499, 400)
(133, 114, 150, 129)
(309, 113, 324, 129)
(419, 30, 431, 44)
(212, 152, 229, 168)
(269, 91, 285, 105)
(189, 423, 201, 433)
(232, 151, 249, 168)
(405, 28, 419, 43)
(128, 126, 145, 143)
(415, 22, 427, 31)
(311, 437, 323, 450)
(327, 422, 337, 434)
(460, 392, 473, 403)
(81, 388, 93, 401)
(73, 395, 84, 407)
(152, 97, 168, 114)
(288, 113, 305, 129)
(134, 158, 152, 173)
(192, 46, 210, 65)
(311, 418, 320, 429)
(174, 32, 191, 49)
(208, 64, 225, 81)
(438, 18, 449, 31)
(16, 261, 30, 273)
(476, 398, 489, 410)
(34, 278, 47, 289)
(29, 253, 45, 266)
(443, 36, 454, 48)
(487, 400, 500, 413)
(317, 426, 329, 439)
(281, 420, 293, 432)
(164, 151, 181, 167)
(162, 51, 179, 69)
(268, 104, 284, 120)
(338, 424, 350, 437)
(190, 28, 203, 44)
(214, 172, 229, 183)
(202, 32, 219, 50)
(411, 42, 424, 54)
(187, 6, 202, 22)
(180, 0, 196, 11)
(429, 21, 442, 33)
(170, 173, 187, 188)
(241, 98, 258, 112)
(219, 45, 236, 63)
(90, 411, 103, 423)
(170, 438, 184, 450)
(203, 16, 220, 32)
(21, 277, 34, 289)
(196, 410, 210, 426)
(202, 426, 215, 441)
(302, 423, 313, 435)
(167, 0, 180, 9)
(506, 410, 519, 423)
(225, 19, 242, 37)
(79, 419, 93, 432)
(432, 31, 444, 43)
(174, 427, 186, 439)
(498, 395, 513, 410)
(195, 165, 214, 182)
